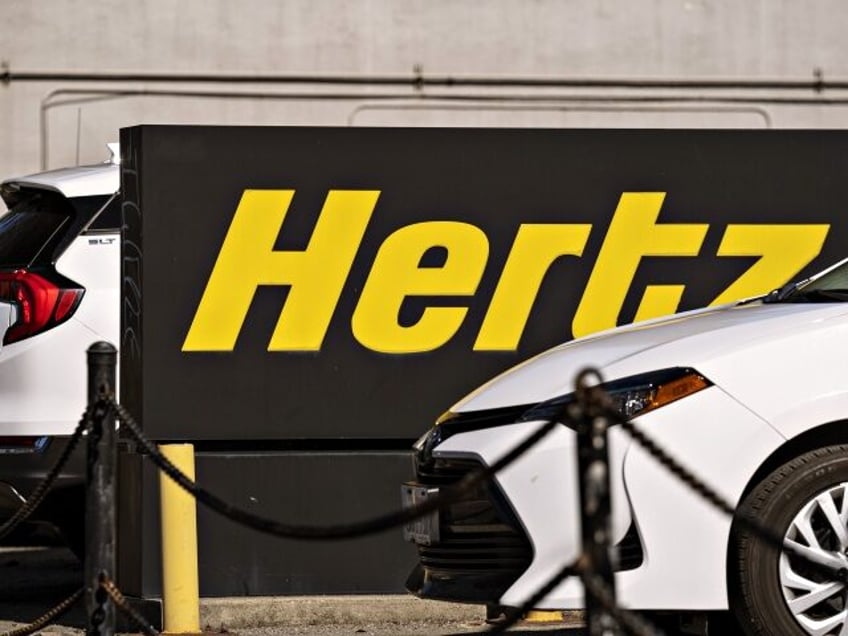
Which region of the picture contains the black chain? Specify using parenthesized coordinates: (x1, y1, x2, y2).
(110, 397, 562, 540)
(0, 588, 83, 636)
(0, 367, 820, 636)
(100, 574, 159, 636)
(99, 369, 835, 635)
(0, 405, 94, 541)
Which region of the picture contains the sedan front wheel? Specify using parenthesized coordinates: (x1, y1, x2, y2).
(731, 445, 848, 636)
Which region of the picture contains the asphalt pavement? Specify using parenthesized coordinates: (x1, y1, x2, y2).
(0, 546, 585, 635)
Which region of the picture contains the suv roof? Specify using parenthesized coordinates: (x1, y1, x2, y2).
(1, 150, 119, 208)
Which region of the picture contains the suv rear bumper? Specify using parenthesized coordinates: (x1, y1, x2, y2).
(0, 481, 24, 518)
(0, 436, 85, 525)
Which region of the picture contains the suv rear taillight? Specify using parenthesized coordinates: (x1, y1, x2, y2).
(0, 270, 84, 344)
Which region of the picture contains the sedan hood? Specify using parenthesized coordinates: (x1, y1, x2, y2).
(452, 301, 848, 412)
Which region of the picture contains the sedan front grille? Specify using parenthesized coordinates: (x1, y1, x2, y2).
(419, 531, 532, 572)
(406, 457, 534, 603)
(414, 456, 479, 486)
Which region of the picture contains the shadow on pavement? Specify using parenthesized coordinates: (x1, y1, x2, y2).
(0, 546, 86, 626)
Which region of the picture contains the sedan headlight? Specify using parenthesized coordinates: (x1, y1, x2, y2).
(520, 367, 712, 424)
(604, 368, 712, 419)
(419, 368, 713, 459)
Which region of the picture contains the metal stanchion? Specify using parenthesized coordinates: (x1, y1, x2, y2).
(85, 342, 118, 636)
(575, 404, 620, 636)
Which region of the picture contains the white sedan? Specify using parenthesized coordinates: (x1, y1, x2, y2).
(405, 257, 848, 635)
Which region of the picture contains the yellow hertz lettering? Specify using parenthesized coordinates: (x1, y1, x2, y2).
(182, 189, 378, 351)
(572, 193, 708, 338)
(352, 222, 489, 353)
(709, 224, 830, 306)
(474, 224, 592, 350)
(183, 189, 830, 353)
(571, 193, 829, 336)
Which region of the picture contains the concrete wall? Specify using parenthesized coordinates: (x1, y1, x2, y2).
(2, 0, 848, 183)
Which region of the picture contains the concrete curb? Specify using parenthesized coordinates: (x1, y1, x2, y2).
(199, 596, 486, 629)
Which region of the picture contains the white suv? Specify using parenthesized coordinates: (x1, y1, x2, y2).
(0, 151, 119, 551)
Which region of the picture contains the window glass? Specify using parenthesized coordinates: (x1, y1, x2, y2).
(0, 192, 72, 268)
(802, 260, 848, 291)
(81, 194, 120, 232)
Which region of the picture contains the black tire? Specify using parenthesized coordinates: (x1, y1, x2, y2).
(730, 445, 848, 636)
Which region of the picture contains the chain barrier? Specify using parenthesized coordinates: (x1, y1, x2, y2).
(113, 379, 661, 635)
(0, 588, 83, 636)
(113, 370, 839, 634)
(0, 406, 93, 542)
(4, 354, 841, 636)
(100, 575, 159, 636)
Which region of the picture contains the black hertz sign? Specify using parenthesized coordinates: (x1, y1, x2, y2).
(120, 127, 840, 440)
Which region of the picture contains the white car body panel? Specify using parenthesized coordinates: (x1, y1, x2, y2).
(616, 388, 782, 609)
(56, 233, 120, 341)
(436, 298, 848, 610)
(0, 321, 107, 435)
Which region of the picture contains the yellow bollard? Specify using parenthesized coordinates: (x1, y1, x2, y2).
(159, 444, 201, 634)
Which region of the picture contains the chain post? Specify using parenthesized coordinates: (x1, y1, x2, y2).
(86, 342, 118, 636)
(575, 401, 620, 636)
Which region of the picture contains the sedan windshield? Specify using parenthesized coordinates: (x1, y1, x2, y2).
(764, 258, 848, 303)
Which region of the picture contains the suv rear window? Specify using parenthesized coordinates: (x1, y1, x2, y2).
(0, 191, 73, 268)
(0, 190, 115, 268)
(84, 194, 120, 232)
